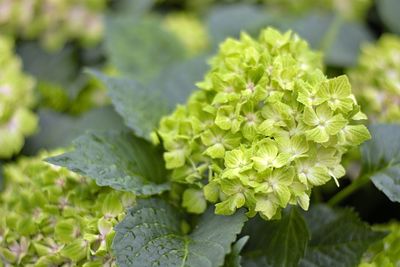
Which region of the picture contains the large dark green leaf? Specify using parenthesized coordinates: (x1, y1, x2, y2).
(361, 124, 400, 203)
(91, 72, 168, 140)
(105, 16, 184, 83)
(242, 207, 309, 267)
(113, 198, 247, 267)
(46, 131, 170, 196)
(23, 107, 125, 155)
(299, 205, 386, 267)
(377, 0, 400, 34)
(280, 13, 374, 67)
(90, 56, 207, 140)
(206, 4, 273, 49)
(17, 42, 85, 99)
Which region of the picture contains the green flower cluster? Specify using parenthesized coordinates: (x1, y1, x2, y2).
(0, 36, 37, 159)
(0, 0, 106, 51)
(157, 28, 370, 220)
(359, 222, 400, 267)
(0, 151, 135, 266)
(264, 0, 371, 20)
(349, 34, 400, 123)
(163, 12, 209, 56)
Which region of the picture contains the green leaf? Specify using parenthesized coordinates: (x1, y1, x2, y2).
(16, 41, 84, 99)
(224, 236, 249, 267)
(206, 4, 272, 49)
(90, 72, 168, 140)
(377, 0, 400, 34)
(90, 56, 207, 140)
(113, 198, 247, 267)
(299, 205, 386, 267)
(241, 207, 310, 267)
(105, 16, 184, 83)
(361, 124, 400, 203)
(22, 107, 125, 155)
(280, 13, 374, 67)
(46, 131, 170, 196)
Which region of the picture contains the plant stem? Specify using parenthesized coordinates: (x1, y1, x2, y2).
(328, 173, 371, 206)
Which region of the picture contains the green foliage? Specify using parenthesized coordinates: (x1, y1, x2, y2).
(361, 124, 400, 203)
(0, 150, 135, 266)
(0, 36, 37, 159)
(224, 236, 249, 267)
(105, 16, 185, 83)
(47, 131, 170, 196)
(112, 198, 247, 267)
(157, 27, 370, 219)
(348, 35, 400, 122)
(299, 205, 386, 267)
(377, 0, 400, 35)
(23, 107, 125, 155)
(242, 207, 309, 267)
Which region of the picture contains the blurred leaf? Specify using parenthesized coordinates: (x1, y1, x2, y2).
(0, 161, 3, 192)
(224, 236, 249, 267)
(90, 56, 208, 140)
(16, 42, 85, 99)
(47, 131, 170, 196)
(23, 107, 125, 155)
(280, 13, 374, 67)
(377, 0, 400, 34)
(361, 124, 400, 203)
(299, 205, 386, 267)
(104, 16, 185, 83)
(113, 198, 247, 267)
(206, 4, 273, 49)
(242, 207, 309, 267)
(90, 72, 168, 140)
(110, 0, 156, 16)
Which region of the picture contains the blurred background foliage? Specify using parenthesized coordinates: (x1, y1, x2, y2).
(0, 0, 399, 223)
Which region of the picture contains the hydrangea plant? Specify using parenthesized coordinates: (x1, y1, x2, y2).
(359, 222, 400, 267)
(164, 12, 209, 56)
(0, 36, 37, 159)
(0, 0, 106, 51)
(157, 28, 371, 219)
(0, 150, 135, 266)
(349, 34, 400, 123)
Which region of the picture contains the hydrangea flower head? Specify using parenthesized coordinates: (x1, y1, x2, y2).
(349, 34, 400, 123)
(0, 150, 135, 266)
(157, 28, 370, 220)
(0, 35, 37, 159)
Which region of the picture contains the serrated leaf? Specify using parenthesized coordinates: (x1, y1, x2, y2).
(23, 107, 125, 155)
(90, 56, 207, 140)
(46, 131, 170, 196)
(299, 205, 386, 267)
(224, 236, 249, 267)
(361, 124, 400, 203)
(113, 198, 247, 267)
(241, 207, 309, 267)
(377, 0, 400, 35)
(105, 16, 185, 83)
(90, 72, 168, 140)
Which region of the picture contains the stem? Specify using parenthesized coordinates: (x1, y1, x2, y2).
(328, 173, 371, 206)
